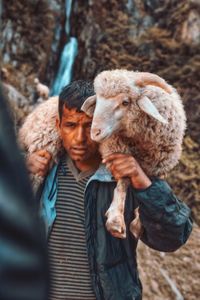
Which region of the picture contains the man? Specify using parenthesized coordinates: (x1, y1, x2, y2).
(27, 80, 192, 300)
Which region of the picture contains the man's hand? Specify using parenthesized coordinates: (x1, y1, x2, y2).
(26, 149, 52, 177)
(103, 153, 152, 190)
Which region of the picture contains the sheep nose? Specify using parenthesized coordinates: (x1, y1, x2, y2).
(93, 128, 101, 137)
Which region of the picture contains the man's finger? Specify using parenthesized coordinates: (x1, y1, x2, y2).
(35, 156, 49, 165)
(37, 149, 51, 159)
(28, 161, 46, 174)
(43, 151, 52, 160)
(111, 157, 135, 167)
(103, 153, 128, 163)
(106, 162, 113, 169)
(38, 171, 46, 177)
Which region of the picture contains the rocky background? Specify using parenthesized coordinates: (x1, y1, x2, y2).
(72, 0, 200, 224)
(1, 0, 200, 299)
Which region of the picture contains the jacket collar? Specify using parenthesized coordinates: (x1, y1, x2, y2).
(86, 164, 115, 188)
(53, 155, 116, 191)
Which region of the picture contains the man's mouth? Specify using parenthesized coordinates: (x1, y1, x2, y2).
(71, 146, 87, 153)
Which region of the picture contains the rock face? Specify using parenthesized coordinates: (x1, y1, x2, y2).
(1, 0, 65, 102)
(72, 0, 200, 142)
(2, 83, 31, 129)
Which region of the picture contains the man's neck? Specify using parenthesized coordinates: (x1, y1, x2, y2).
(74, 154, 101, 173)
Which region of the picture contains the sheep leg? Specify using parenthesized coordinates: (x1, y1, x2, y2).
(129, 208, 143, 239)
(105, 178, 129, 239)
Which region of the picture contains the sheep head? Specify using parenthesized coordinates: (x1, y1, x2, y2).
(81, 70, 170, 143)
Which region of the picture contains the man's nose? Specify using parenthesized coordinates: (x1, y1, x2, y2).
(76, 127, 86, 142)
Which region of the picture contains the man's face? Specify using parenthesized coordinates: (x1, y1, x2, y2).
(57, 105, 99, 162)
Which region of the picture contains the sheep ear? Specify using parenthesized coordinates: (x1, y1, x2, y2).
(137, 96, 168, 124)
(81, 95, 96, 117)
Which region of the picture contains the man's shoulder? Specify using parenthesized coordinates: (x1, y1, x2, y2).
(36, 163, 59, 202)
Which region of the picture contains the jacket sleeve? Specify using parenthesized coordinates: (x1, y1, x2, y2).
(132, 178, 193, 252)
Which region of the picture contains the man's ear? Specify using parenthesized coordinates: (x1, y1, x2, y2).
(81, 95, 96, 117)
(56, 117, 60, 131)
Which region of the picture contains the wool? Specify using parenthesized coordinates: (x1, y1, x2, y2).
(93, 69, 186, 177)
(81, 69, 186, 239)
(19, 96, 62, 191)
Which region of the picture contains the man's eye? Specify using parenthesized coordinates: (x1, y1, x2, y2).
(65, 123, 76, 128)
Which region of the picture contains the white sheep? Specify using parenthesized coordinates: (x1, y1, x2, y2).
(81, 70, 186, 239)
(34, 78, 49, 100)
(19, 96, 62, 191)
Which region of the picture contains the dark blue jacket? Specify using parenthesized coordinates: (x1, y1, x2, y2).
(40, 164, 192, 300)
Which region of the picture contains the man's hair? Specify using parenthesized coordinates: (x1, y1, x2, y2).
(58, 80, 94, 119)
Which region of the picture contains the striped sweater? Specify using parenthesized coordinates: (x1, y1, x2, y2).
(48, 156, 96, 300)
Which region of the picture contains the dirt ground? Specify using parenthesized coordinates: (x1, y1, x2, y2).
(138, 224, 200, 300)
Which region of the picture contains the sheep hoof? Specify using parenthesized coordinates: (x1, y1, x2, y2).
(129, 219, 143, 240)
(105, 214, 126, 239)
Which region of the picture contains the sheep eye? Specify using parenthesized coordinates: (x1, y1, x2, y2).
(122, 99, 129, 106)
